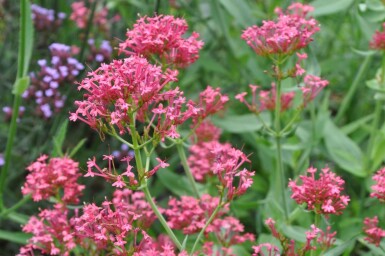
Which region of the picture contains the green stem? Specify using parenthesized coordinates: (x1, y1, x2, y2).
(176, 143, 200, 198)
(273, 70, 289, 221)
(310, 214, 321, 256)
(0, 194, 31, 218)
(280, 107, 303, 135)
(335, 55, 372, 123)
(143, 186, 182, 250)
(190, 198, 223, 255)
(79, 0, 97, 62)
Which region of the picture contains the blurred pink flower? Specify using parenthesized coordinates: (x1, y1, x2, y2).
(371, 167, 385, 202)
(21, 155, 84, 204)
(301, 75, 329, 105)
(119, 15, 204, 68)
(370, 23, 385, 50)
(289, 167, 350, 216)
(363, 216, 385, 247)
(252, 243, 280, 256)
(192, 120, 222, 143)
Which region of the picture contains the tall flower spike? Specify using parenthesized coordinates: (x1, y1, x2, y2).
(119, 15, 204, 68)
(241, 4, 319, 57)
(289, 167, 350, 216)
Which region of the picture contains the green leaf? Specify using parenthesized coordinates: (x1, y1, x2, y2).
(311, 0, 354, 17)
(351, 48, 376, 57)
(323, 119, 366, 177)
(0, 230, 31, 244)
(212, 113, 270, 133)
(366, 0, 385, 11)
(69, 138, 87, 158)
(8, 212, 30, 224)
(219, 0, 254, 27)
(281, 224, 307, 243)
(12, 76, 30, 96)
(324, 238, 356, 256)
(156, 168, 200, 197)
(52, 120, 69, 157)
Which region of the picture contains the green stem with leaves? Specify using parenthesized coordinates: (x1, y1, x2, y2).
(0, 0, 33, 211)
(176, 142, 200, 198)
(310, 213, 321, 256)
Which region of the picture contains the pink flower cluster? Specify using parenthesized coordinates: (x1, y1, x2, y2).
(363, 216, 385, 247)
(258, 218, 336, 255)
(20, 189, 161, 256)
(194, 86, 229, 122)
(191, 120, 222, 143)
(24, 43, 84, 118)
(119, 15, 204, 68)
(137, 235, 189, 256)
(165, 194, 227, 234)
(21, 155, 84, 204)
(288, 167, 350, 215)
(241, 3, 319, 57)
(301, 75, 329, 106)
(70, 1, 117, 32)
(85, 154, 168, 188)
(18, 205, 76, 256)
(236, 84, 295, 113)
(371, 167, 385, 202)
(370, 23, 385, 50)
(31, 4, 66, 31)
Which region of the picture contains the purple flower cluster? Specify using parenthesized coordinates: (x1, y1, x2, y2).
(24, 43, 84, 118)
(31, 4, 66, 31)
(87, 39, 113, 63)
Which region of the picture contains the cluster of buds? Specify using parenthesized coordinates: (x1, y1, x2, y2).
(24, 43, 84, 118)
(370, 23, 385, 50)
(86, 38, 113, 63)
(119, 15, 204, 68)
(31, 4, 66, 31)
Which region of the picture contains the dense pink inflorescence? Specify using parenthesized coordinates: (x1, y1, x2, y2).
(21, 155, 84, 204)
(236, 84, 295, 113)
(119, 15, 204, 68)
(165, 194, 227, 234)
(241, 3, 319, 56)
(371, 167, 385, 202)
(194, 86, 229, 122)
(70, 1, 114, 32)
(18, 205, 76, 256)
(137, 235, 189, 256)
(370, 23, 385, 50)
(70, 56, 203, 138)
(192, 120, 222, 143)
(363, 216, 385, 247)
(288, 167, 350, 215)
(188, 140, 254, 200)
(301, 75, 329, 105)
(252, 243, 280, 256)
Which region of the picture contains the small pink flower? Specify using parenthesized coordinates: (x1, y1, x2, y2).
(370, 23, 385, 50)
(21, 155, 84, 204)
(301, 75, 329, 105)
(288, 167, 350, 216)
(191, 120, 222, 143)
(363, 216, 385, 247)
(371, 167, 385, 202)
(252, 243, 280, 256)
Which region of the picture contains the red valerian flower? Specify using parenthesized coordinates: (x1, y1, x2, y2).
(288, 167, 350, 216)
(363, 216, 385, 247)
(371, 167, 385, 202)
(21, 155, 84, 204)
(370, 23, 385, 50)
(301, 75, 329, 106)
(119, 15, 204, 68)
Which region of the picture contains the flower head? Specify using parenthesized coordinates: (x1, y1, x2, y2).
(241, 5, 319, 57)
(21, 155, 84, 204)
(371, 167, 385, 202)
(301, 75, 329, 105)
(370, 23, 385, 50)
(363, 216, 385, 247)
(288, 167, 350, 215)
(119, 15, 204, 68)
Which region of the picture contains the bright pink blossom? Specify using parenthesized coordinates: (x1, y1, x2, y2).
(165, 194, 227, 234)
(241, 5, 319, 56)
(19, 204, 76, 256)
(370, 23, 385, 50)
(194, 86, 229, 122)
(119, 15, 204, 68)
(301, 75, 329, 105)
(21, 155, 84, 204)
(136, 235, 189, 256)
(192, 120, 222, 143)
(371, 167, 385, 202)
(70, 2, 111, 32)
(363, 216, 385, 247)
(275, 3, 315, 18)
(188, 141, 254, 200)
(289, 167, 350, 215)
(252, 243, 280, 256)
